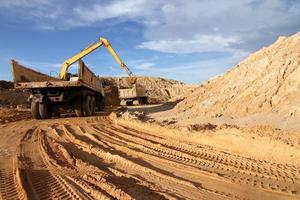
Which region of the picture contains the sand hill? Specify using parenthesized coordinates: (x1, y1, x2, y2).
(171, 32, 300, 120)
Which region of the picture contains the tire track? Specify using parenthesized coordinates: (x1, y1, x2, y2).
(113, 122, 298, 176)
(0, 169, 22, 200)
(58, 125, 188, 199)
(62, 124, 224, 200)
(63, 124, 239, 200)
(16, 127, 87, 200)
(90, 122, 300, 196)
(44, 126, 141, 199)
(111, 122, 299, 178)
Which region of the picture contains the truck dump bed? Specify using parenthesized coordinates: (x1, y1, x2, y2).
(118, 84, 146, 99)
(117, 79, 148, 105)
(11, 60, 104, 95)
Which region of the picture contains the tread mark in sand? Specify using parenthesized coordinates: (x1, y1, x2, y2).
(25, 170, 80, 200)
(92, 124, 300, 195)
(0, 169, 20, 200)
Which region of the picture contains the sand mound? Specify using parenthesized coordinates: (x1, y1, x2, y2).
(0, 107, 31, 123)
(101, 76, 191, 105)
(0, 80, 29, 107)
(136, 76, 189, 103)
(172, 32, 300, 120)
(0, 80, 13, 90)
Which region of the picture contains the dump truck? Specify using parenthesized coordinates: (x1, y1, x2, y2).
(117, 78, 148, 106)
(12, 59, 104, 119)
(11, 36, 146, 119)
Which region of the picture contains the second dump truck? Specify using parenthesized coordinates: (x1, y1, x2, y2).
(117, 78, 148, 106)
(12, 36, 147, 119)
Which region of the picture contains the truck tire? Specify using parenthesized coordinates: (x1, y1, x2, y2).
(120, 100, 127, 106)
(98, 98, 105, 111)
(75, 97, 84, 117)
(52, 110, 60, 117)
(83, 95, 92, 116)
(142, 97, 148, 104)
(90, 96, 96, 116)
(39, 103, 51, 119)
(133, 99, 139, 105)
(31, 101, 41, 119)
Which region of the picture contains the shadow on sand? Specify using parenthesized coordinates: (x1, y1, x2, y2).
(125, 99, 184, 115)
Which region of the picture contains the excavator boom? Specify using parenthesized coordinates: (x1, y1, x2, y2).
(99, 37, 133, 77)
(59, 37, 133, 80)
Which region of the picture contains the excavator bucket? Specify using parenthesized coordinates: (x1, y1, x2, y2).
(128, 76, 137, 84)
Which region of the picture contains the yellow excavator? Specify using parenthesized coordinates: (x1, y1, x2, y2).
(59, 37, 135, 83)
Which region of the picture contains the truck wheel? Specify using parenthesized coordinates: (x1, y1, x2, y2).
(52, 109, 60, 117)
(75, 97, 84, 117)
(98, 98, 105, 111)
(39, 103, 51, 119)
(31, 101, 41, 119)
(120, 100, 127, 106)
(133, 100, 139, 105)
(90, 96, 96, 116)
(127, 100, 133, 106)
(83, 95, 92, 116)
(142, 97, 148, 104)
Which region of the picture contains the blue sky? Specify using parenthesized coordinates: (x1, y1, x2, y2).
(0, 0, 299, 83)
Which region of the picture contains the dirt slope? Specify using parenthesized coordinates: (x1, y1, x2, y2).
(149, 32, 299, 129)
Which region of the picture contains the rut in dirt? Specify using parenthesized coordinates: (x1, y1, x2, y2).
(0, 114, 299, 200)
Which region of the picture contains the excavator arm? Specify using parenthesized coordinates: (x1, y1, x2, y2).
(59, 37, 133, 80)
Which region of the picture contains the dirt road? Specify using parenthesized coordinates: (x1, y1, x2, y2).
(0, 112, 299, 200)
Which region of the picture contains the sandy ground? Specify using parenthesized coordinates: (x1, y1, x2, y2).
(0, 108, 299, 200)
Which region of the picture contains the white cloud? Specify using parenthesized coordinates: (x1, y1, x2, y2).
(126, 48, 249, 84)
(133, 52, 248, 83)
(137, 35, 241, 54)
(73, 0, 146, 23)
(2, 0, 299, 54)
(0, 0, 51, 8)
(132, 62, 155, 70)
(135, 0, 300, 53)
(109, 66, 117, 71)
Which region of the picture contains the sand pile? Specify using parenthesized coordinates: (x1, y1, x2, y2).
(0, 80, 29, 107)
(101, 76, 191, 105)
(170, 32, 300, 120)
(0, 80, 13, 90)
(0, 107, 31, 123)
(135, 76, 189, 103)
